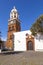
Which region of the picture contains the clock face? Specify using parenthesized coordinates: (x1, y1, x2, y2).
(11, 21, 13, 24)
(8, 19, 16, 25)
(10, 20, 16, 24)
(8, 21, 13, 25)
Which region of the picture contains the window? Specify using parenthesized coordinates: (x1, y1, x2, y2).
(14, 13, 16, 18)
(10, 35, 14, 40)
(9, 26, 15, 31)
(12, 26, 14, 30)
(9, 27, 11, 31)
(26, 33, 29, 36)
(10, 35, 13, 39)
(14, 15, 16, 18)
(9, 27, 12, 31)
(26, 33, 29, 38)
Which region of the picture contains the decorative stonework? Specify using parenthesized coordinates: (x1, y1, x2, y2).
(26, 34, 34, 50)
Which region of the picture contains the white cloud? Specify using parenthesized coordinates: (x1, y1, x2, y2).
(1, 37, 7, 41)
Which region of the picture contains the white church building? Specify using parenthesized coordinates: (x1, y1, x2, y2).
(6, 7, 43, 52)
(13, 30, 32, 51)
(13, 30, 43, 51)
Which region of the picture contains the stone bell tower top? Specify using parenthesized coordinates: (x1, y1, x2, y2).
(10, 6, 19, 19)
(11, 6, 17, 12)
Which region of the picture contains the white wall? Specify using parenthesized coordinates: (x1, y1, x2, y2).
(0, 50, 1, 53)
(13, 31, 43, 51)
(13, 30, 31, 51)
(35, 34, 43, 51)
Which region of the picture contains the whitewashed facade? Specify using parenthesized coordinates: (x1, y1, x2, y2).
(13, 30, 31, 51)
(35, 33, 43, 51)
(0, 50, 1, 53)
(13, 30, 43, 51)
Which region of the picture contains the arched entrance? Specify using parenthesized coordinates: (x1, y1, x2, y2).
(27, 41, 33, 50)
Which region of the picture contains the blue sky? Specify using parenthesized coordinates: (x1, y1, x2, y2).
(0, 0, 43, 40)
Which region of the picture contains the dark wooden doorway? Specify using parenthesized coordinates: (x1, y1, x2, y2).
(27, 41, 33, 50)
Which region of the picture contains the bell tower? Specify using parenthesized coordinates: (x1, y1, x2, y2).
(6, 7, 21, 50)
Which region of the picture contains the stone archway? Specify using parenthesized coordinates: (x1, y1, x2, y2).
(27, 41, 33, 50)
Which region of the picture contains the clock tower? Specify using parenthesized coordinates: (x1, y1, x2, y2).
(6, 7, 21, 50)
